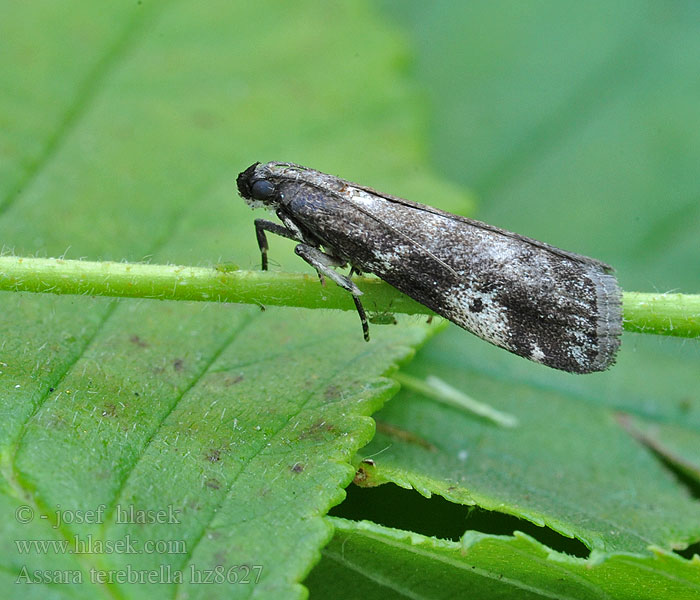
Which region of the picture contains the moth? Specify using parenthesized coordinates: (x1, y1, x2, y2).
(236, 162, 622, 374)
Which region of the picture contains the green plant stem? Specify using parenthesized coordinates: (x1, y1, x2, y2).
(0, 255, 428, 315)
(0, 256, 698, 338)
(622, 291, 700, 337)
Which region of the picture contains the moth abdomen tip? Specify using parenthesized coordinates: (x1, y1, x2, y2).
(587, 269, 623, 373)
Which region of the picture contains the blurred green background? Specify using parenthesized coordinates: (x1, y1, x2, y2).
(382, 0, 700, 295)
(1, 0, 699, 597)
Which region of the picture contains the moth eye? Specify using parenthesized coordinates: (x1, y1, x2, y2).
(250, 179, 276, 201)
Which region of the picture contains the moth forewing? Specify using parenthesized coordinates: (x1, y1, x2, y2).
(236, 161, 622, 374)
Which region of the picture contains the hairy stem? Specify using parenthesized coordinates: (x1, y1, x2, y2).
(622, 292, 700, 338)
(0, 256, 697, 338)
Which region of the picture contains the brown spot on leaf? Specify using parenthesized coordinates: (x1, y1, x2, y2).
(376, 421, 437, 451)
(130, 335, 148, 348)
(173, 358, 184, 371)
(102, 403, 117, 418)
(353, 459, 378, 486)
(353, 467, 369, 485)
(324, 385, 341, 400)
(206, 449, 221, 463)
(205, 478, 221, 490)
(298, 419, 335, 440)
(291, 462, 304, 474)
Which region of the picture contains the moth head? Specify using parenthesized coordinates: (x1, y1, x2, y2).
(237, 162, 279, 209)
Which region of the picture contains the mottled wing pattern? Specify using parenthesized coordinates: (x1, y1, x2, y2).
(344, 186, 622, 373)
(244, 162, 623, 374)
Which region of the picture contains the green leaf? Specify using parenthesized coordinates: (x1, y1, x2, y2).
(0, 1, 466, 598)
(353, 329, 700, 553)
(332, 0, 700, 595)
(306, 517, 700, 600)
(3, 0, 700, 597)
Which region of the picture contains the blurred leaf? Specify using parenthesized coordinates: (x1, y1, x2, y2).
(355, 331, 700, 553)
(381, 0, 700, 290)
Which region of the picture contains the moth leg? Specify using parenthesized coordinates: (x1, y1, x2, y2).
(254, 219, 302, 271)
(295, 245, 369, 341)
(294, 244, 360, 294)
(349, 267, 369, 341)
